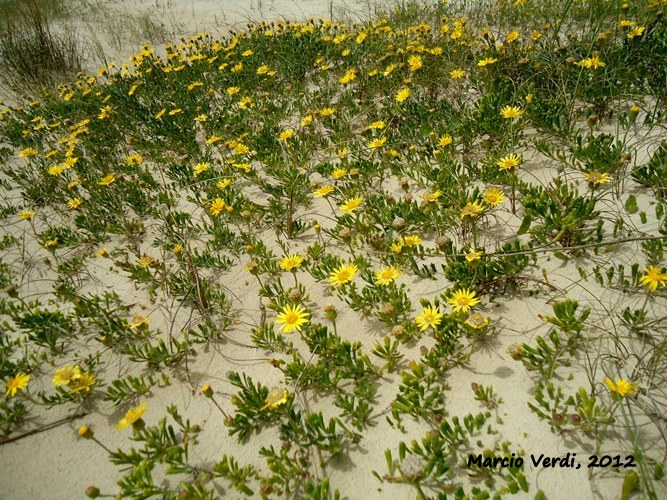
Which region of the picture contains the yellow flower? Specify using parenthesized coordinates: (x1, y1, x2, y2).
(583, 171, 611, 186)
(169, 108, 182, 116)
(227, 86, 240, 96)
(368, 137, 387, 149)
(98, 247, 108, 257)
(339, 68, 357, 84)
(408, 55, 423, 71)
(320, 107, 335, 117)
(465, 249, 483, 263)
(43, 238, 58, 249)
(19, 210, 36, 220)
(278, 129, 294, 142)
(279, 254, 304, 272)
(374, 266, 402, 285)
(396, 87, 411, 103)
(506, 31, 519, 43)
(261, 388, 289, 410)
(460, 200, 483, 219)
(217, 179, 231, 189)
(48, 165, 65, 176)
(627, 26, 645, 39)
(497, 154, 522, 170)
(639, 265, 667, 291)
(125, 153, 143, 165)
(210, 198, 227, 216)
(465, 313, 490, 329)
(275, 304, 310, 333)
(329, 263, 359, 287)
(128, 314, 150, 329)
(194, 114, 208, 122)
(448, 288, 481, 313)
(438, 134, 453, 147)
(235, 143, 250, 155)
(155, 109, 166, 119)
(421, 190, 442, 203)
(116, 403, 147, 429)
(4, 372, 30, 398)
(301, 115, 314, 126)
(604, 377, 638, 398)
(193, 162, 211, 175)
(53, 365, 82, 386)
(314, 185, 335, 197)
(66, 198, 82, 210)
(368, 121, 386, 130)
(415, 306, 444, 331)
(332, 168, 347, 179)
(450, 68, 465, 79)
(483, 188, 505, 206)
(69, 372, 96, 393)
(477, 57, 497, 67)
(577, 56, 605, 69)
(173, 244, 182, 254)
(206, 135, 223, 145)
(98, 105, 112, 119)
(403, 235, 422, 247)
(500, 106, 523, 119)
(339, 197, 363, 214)
(391, 241, 403, 254)
(337, 147, 348, 159)
(98, 173, 116, 186)
(19, 147, 39, 158)
(138, 256, 157, 268)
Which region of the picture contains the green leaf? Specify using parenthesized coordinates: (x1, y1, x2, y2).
(518, 215, 532, 235)
(534, 490, 547, 500)
(621, 470, 639, 500)
(625, 195, 638, 214)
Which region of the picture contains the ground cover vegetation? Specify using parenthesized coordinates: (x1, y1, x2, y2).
(1, 0, 666, 498)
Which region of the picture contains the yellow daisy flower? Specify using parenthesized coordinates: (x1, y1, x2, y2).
(415, 306, 444, 331)
(53, 365, 81, 386)
(448, 288, 481, 313)
(396, 87, 411, 103)
(275, 304, 310, 333)
(329, 263, 359, 287)
(603, 377, 638, 397)
(500, 106, 523, 119)
(19, 210, 37, 220)
(210, 198, 227, 216)
(314, 185, 335, 197)
(193, 162, 211, 175)
(639, 265, 667, 291)
(339, 197, 363, 214)
(4, 373, 30, 398)
(497, 154, 522, 171)
(116, 403, 148, 429)
(279, 254, 304, 272)
(261, 388, 289, 410)
(403, 235, 422, 247)
(482, 188, 505, 206)
(583, 172, 611, 186)
(98, 173, 116, 186)
(374, 266, 402, 285)
(408, 55, 423, 71)
(459, 200, 483, 219)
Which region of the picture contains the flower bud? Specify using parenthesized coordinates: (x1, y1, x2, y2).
(78, 426, 93, 439)
(201, 384, 213, 398)
(85, 486, 100, 498)
(324, 304, 337, 321)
